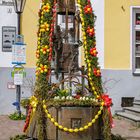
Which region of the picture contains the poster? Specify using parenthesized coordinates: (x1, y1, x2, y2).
(12, 44, 26, 64)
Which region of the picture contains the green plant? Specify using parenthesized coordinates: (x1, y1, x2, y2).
(9, 112, 26, 120)
(20, 98, 30, 109)
(10, 134, 28, 140)
(55, 89, 69, 97)
(111, 134, 126, 140)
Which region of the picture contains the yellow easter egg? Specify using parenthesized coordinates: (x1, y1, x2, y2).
(43, 105, 46, 109)
(74, 129, 79, 132)
(98, 110, 102, 115)
(47, 114, 51, 119)
(79, 127, 84, 131)
(54, 122, 58, 126)
(84, 125, 88, 130)
(68, 129, 74, 133)
(88, 68, 91, 72)
(51, 118, 55, 123)
(83, 36, 86, 40)
(82, 22, 85, 26)
(92, 119, 95, 123)
(92, 87, 95, 91)
(88, 63, 91, 67)
(94, 91, 97, 95)
(88, 73, 91, 77)
(88, 122, 92, 127)
(84, 41, 87, 45)
(58, 125, 63, 129)
(95, 115, 99, 119)
(63, 127, 68, 131)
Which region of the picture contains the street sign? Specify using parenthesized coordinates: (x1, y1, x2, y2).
(0, 0, 13, 6)
(12, 35, 26, 64)
(14, 73, 23, 85)
(11, 65, 26, 78)
(7, 82, 16, 89)
(12, 43, 26, 64)
(12, 65, 26, 85)
(2, 26, 16, 52)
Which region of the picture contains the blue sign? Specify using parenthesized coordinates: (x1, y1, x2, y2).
(12, 35, 26, 64)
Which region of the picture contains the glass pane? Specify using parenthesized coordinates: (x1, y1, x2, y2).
(58, 15, 74, 28)
(57, 15, 74, 43)
(136, 31, 140, 43)
(136, 57, 140, 68)
(17, 0, 22, 12)
(136, 44, 140, 51)
(136, 13, 140, 25)
(135, 44, 140, 57)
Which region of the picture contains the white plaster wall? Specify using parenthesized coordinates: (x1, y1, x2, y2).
(0, 5, 17, 67)
(92, 0, 104, 69)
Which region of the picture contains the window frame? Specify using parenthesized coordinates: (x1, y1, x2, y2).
(131, 7, 140, 75)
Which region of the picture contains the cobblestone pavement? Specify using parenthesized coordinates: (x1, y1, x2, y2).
(112, 118, 140, 140)
(0, 115, 140, 140)
(0, 115, 24, 140)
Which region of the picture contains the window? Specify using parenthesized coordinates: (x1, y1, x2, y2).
(132, 8, 140, 74)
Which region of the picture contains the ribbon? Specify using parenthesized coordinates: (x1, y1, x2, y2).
(101, 94, 114, 128)
(30, 96, 38, 113)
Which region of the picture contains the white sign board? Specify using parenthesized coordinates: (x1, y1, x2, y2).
(14, 73, 23, 85)
(2, 26, 16, 52)
(0, 0, 13, 6)
(7, 82, 16, 89)
(12, 44, 26, 64)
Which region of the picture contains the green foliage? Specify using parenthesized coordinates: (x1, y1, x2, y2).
(20, 98, 30, 109)
(46, 98, 98, 107)
(111, 134, 126, 140)
(55, 89, 69, 97)
(9, 112, 26, 120)
(10, 135, 28, 140)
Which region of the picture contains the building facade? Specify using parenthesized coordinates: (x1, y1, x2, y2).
(0, 0, 35, 114)
(1, 0, 140, 114)
(103, 0, 140, 113)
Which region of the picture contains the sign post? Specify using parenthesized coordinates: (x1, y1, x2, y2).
(12, 35, 26, 116)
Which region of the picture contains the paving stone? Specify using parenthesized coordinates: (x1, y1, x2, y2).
(0, 115, 140, 140)
(0, 115, 24, 140)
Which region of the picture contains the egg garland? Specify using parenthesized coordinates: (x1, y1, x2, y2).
(26, 97, 104, 133)
(23, 96, 105, 133)
(77, 0, 102, 98)
(43, 103, 103, 133)
(35, 0, 57, 78)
